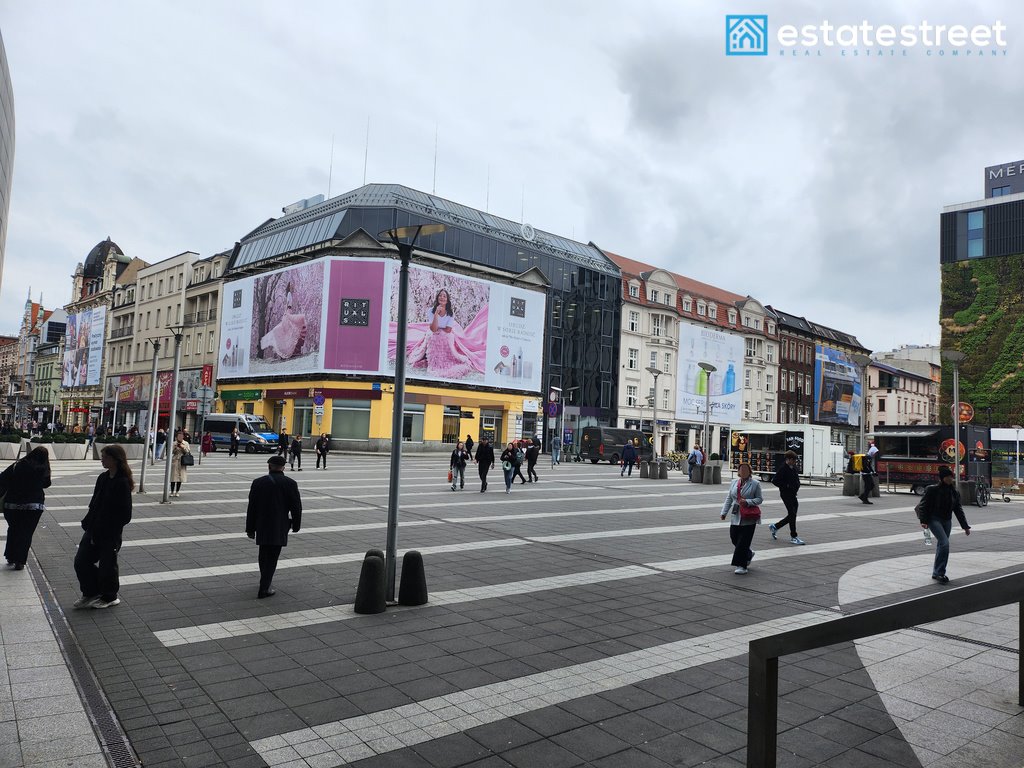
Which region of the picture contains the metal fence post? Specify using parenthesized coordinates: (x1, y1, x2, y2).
(747, 645, 778, 768)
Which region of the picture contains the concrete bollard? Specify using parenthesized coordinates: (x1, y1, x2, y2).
(639, 461, 649, 478)
(398, 550, 428, 606)
(658, 461, 668, 480)
(354, 554, 386, 614)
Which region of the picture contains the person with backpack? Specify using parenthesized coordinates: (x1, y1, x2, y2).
(512, 440, 528, 484)
(915, 466, 971, 584)
(449, 441, 469, 490)
(768, 450, 804, 545)
(687, 443, 703, 481)
(621, 440, 638, 477)
(289, 434, 303, 471)
(1, 447, 52, 570)
(858, 449, 876, 504)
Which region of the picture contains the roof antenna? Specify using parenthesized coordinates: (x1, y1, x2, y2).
(362, 116, 370, 185)
(327, 134, 335, 199)
(432, 123, 438, 195)
(485, 165, 490, 213)
(520, 184, 525, 223)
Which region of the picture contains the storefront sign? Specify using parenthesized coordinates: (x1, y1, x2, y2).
(265, 388, 309, 399)
(460, 411, 475, 419)
(220, 389, 263, 401)
(522, 399, 540, 413)
(184, 400, 199, 412)
(200, 364, 214, 387)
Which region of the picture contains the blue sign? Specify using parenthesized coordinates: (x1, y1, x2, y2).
(313, 394, 326, 406)
(726, 15, 769, 56)
(372, 383, 381, 391)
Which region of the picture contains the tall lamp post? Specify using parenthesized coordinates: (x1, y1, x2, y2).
(380, 223, 446, 603)
(850, 354, 872, 455)
(646, 366, 661, 462)
(138, 338, 161, 493)
(942, 350, 967, 499)
(160, 326, 186, 504)
(698, 362, 716, 455)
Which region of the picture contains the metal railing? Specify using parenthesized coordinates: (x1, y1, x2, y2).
(747, 570, 1024, 768)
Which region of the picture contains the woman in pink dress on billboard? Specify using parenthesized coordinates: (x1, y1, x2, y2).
(421, 289, 481, 379)
(260, 281, 307, 359)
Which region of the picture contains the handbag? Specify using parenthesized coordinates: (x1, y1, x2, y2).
(739, 503, 762, 521)
(447, 469, 453, 483)
(180, 452, 195, 467)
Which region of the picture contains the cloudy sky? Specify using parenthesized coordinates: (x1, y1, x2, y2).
(1, 0, 1020, 353)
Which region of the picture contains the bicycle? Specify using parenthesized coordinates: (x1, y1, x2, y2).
(975, 480, 990, 507)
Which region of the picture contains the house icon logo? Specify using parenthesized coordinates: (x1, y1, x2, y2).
(726, 14, 768, 56)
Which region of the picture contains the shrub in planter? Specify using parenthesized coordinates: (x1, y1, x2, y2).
(31, 434, 54, 443)
(710, 453, 720, 461)
(98, 435, 145, 444)
(0, 433, 22, 443)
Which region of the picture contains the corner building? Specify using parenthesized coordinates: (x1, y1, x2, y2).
(216, 184, 621, 450)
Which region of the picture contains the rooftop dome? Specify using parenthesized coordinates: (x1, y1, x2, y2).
(83, 237, 125, 277)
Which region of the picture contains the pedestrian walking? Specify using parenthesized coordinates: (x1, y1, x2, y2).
(526, 441, 539, 482)
(687, 443, 703, 481)
(512, 441, 528, 484)
(915, 466, 972, 584)
(450, 441, 469, 490)
(229, 428, 240, 457)
(858, 449, 876, 504)
(245, 455, 302, 598)
(170, 433, 190, 497)
(1, 447, 52, 570)
(277, 430, 289, 456)
(475, 437, 495, 492)
(201, 431, 213, 458)
(314, 433, 330, 469)
(155, 428, 167, 460)
(550, 434, 561, 467)
(74, 444, 133, 609)
(465, 434, 474, 461)
(768, 450, 804, 545)
(719, 462, 763, 575)
(289, 435, 303, 471)
(500, 442, 517, 494)
(620, 441, 638, 477)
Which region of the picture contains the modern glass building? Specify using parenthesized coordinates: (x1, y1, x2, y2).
(225, 184, 622, 448)
(0, 30, 15, 296)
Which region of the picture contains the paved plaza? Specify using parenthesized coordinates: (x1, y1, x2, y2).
(2, 452, 1024, 767)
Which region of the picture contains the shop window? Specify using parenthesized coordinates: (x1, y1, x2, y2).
(293, 398, 314, 437)
(331, 400, 371, 440)
(403, 403, 425, 442)
(442, 406, 461, 444)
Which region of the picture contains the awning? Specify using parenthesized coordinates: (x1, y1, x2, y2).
(868, 430, 940, 438)
(733, 429, 786, 435)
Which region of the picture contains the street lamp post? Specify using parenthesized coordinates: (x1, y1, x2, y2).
(646, 366, 661, 462)
(698, 362, 716, 455)
(942, 350, 967, 500)
(1013, 425, 1024, 482)
(160, 327, 186, 504)
(138, 338, 161, 493)
(380, 223, 446, 603)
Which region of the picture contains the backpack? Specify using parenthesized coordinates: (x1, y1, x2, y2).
(515, 449, 525, 466)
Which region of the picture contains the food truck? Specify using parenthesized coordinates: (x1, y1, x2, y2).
(730, 423, 846, 481)
(870, 425, 991, 495)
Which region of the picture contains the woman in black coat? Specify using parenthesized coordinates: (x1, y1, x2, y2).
(2, 447, 52, 570)
(74, 444, 133, 609)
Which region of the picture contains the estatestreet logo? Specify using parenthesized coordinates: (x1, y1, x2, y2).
(726, 15, 768, 55)
(725, 15, 1008, 57)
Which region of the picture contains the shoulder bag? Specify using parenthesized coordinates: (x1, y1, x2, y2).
(180, 451, 195, 467)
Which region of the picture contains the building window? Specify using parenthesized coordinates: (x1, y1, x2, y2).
(767, 322, 774, 335)
(628, 311, 639, 332)
(663, 388, 670, 409)
(878, 398, 886, 412)
(651, 315, 662, 337)
(697, 301, 706, 316)
(208, 334, 215, 354)
(683, 296, 692, 312)
(766, 344, 774, 363)
(332, 400, 371, 440)
(766, 374, 774, 393)
(708, 304, 717, 320)
(744, 369, 751, 388)
(628, 348, 639, 369)
(663, 352, 671, 374)
(728, 309, 737, 324)
(992, 185, 1013, 197)
(797, 344, 804, 363)
(650, 289, 659, 303)
(184, 336, 191, 356)
(967, 209, 985, 258)
(753, 318, 761, 330)
(745, 338, 756, 357)
(629, 283, 639, 298)
(649, 351, 658, 369)
(626, 385, 638, 407)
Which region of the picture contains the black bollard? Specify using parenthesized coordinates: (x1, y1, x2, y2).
(354, 554, 386, 614)
(398, 550, 428, 606)
(365, 548, 385, 561)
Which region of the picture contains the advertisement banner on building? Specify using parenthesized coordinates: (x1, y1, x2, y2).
(674, 322, 744, 424)
(61, 306, 106, 387)
(104, 374, 152, 403)
(813, 345, 862, 426)
(218, 256, 546, 392)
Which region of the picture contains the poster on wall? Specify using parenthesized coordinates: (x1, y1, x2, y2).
(62, 306, 106, 387)
(384, 262, 545, 391)
(674, 322, 744, 424)
(218, 256, 546, 391)
(218, 261, 325, 378)
(813, 345, 862, 426)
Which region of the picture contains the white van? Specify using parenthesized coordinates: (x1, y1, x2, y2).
(202, 414, 278, 453)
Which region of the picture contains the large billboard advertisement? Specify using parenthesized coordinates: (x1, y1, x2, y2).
(813, 345, 862, 426)
(675, 322, 744, 425)
(219, 256, 546, 392)
(62, 306, 106, 387)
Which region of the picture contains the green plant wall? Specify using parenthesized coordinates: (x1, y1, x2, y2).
(940, 253, 1024, 426)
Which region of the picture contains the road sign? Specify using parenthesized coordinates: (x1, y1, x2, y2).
(313, 394, 326, 406)
(197, 386, 215, 401)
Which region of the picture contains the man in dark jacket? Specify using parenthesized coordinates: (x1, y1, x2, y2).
(620, 441, 638, 477)
(858, 450, 876, 504)
(475, 437, 495, 492)
(2, 447, 52, 570)
(465, 434, 474, 461)
(277, 430, 288, 456)
(769, 450, 804, 545)
(525, 442, 540, 482)
(246, 455, 302, 598)
(916, 466, 971, 584)
(289, 435, 303, 471)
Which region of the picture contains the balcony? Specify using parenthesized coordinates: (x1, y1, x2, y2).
(182, 309, 218, 325)
(110, 326, 134, 339)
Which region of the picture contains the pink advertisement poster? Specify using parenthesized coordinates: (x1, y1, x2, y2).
(323, 259, 387, 371)
(247, 261, 324, 375)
